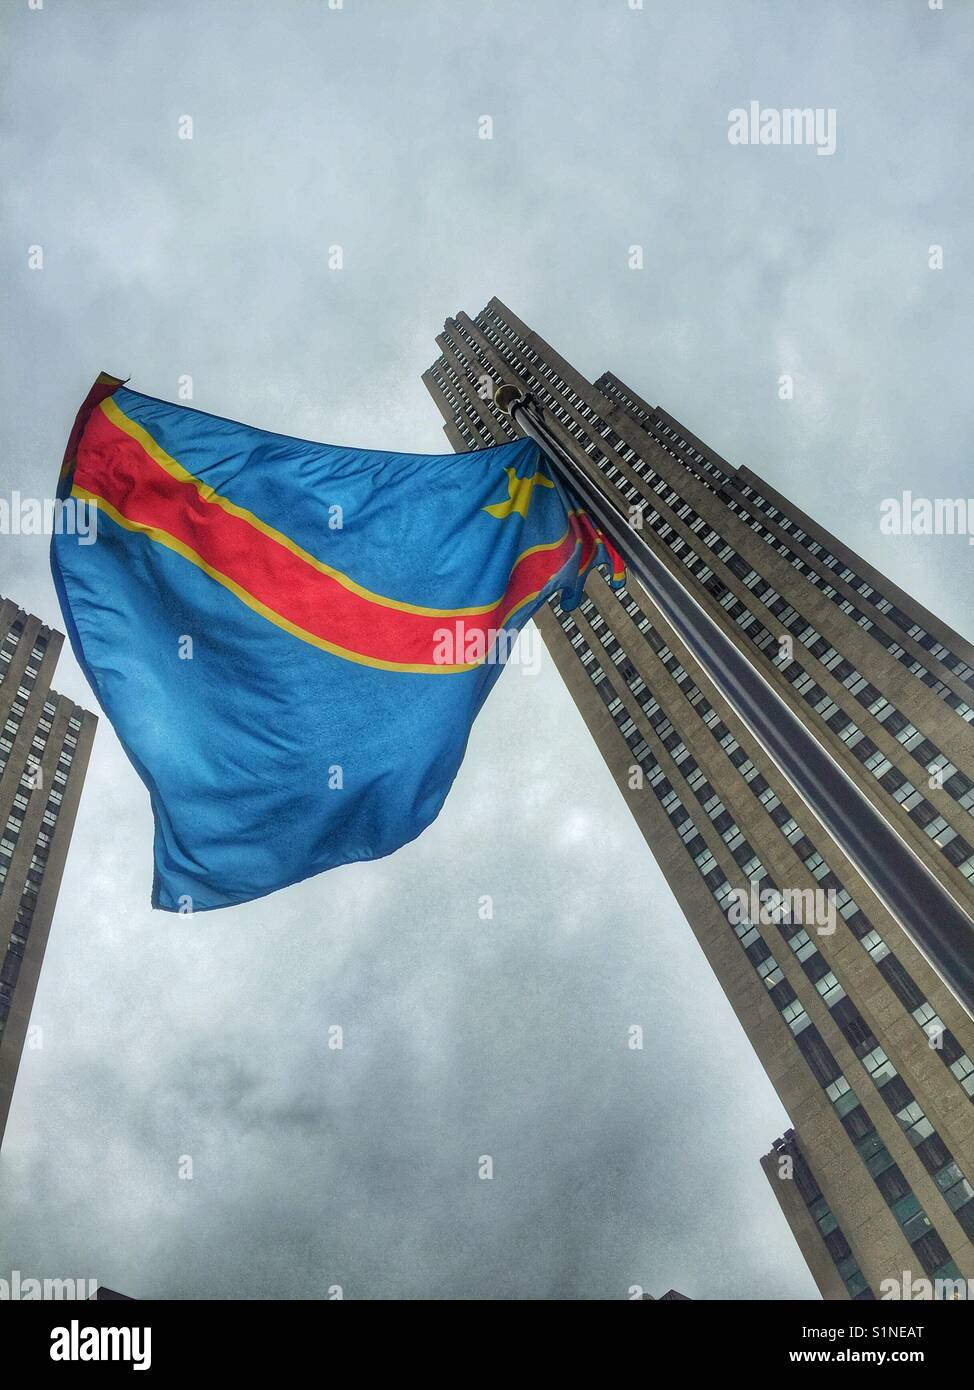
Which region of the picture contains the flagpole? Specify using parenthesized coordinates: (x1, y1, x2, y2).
(494, 383, 974, 1019)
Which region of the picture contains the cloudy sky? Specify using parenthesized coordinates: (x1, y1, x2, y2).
(1, 0, 972, 1300)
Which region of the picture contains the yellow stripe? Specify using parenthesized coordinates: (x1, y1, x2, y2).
(100, 395, 571, 619)
(72, 486, 571, 674)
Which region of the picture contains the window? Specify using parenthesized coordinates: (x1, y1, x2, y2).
(815, 973, 846, 1008)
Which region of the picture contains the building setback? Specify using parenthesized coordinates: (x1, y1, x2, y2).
(424, 298, 974, 1299)
(0, 596, 96, 1148)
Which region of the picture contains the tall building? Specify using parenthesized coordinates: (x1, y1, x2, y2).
(0, 596, 96, 1148)
(424, 299, 974, 1299)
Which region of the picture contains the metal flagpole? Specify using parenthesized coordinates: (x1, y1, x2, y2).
(494, 382, 974, 1019)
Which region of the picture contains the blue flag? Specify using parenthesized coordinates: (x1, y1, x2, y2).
(52, 376, 625, 910)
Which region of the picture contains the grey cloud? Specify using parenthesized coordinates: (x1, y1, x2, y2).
(3, 0, 969, 1299)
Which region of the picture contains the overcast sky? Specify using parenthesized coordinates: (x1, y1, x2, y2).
(1, 0, 972, 1300)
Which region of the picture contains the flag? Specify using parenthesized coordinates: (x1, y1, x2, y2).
(52, 375, 625, 911)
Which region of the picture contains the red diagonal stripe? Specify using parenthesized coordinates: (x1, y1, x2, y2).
(74, 403, 580, 670)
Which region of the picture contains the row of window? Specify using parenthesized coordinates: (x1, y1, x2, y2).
(456, 321, 974, 881)
(0, 707, 80, 1040)
(596, 585, 974, 1112)
(594, 374, 733, 496)
(0, 623, 50, 780)
(590, 430, 974, 871)
(592, 370, 974, 722)
(769, 1132, 873, 1299)
(0, 615, 27, 686)
(611, 424, 972, 881)
(553, 600, 964, 1296)
(428, 358, 502, 452)
(730, 479, 974, 696)
(436, 339, 517, 448)
(579, 589, 974, 1242)
(720, 491, 974, 739)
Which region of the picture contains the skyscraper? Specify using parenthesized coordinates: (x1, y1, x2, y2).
(423, 298, 974, 1299)
(0, 596, 96, 1148)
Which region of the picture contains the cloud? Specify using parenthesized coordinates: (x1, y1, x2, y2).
(6, 0, 969, 1301)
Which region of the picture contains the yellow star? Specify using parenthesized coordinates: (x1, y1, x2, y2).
(483, 466, 555, 520)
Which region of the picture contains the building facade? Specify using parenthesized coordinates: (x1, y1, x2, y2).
(0, 596, 96, 1148)
(423, 298, 974, 1299)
